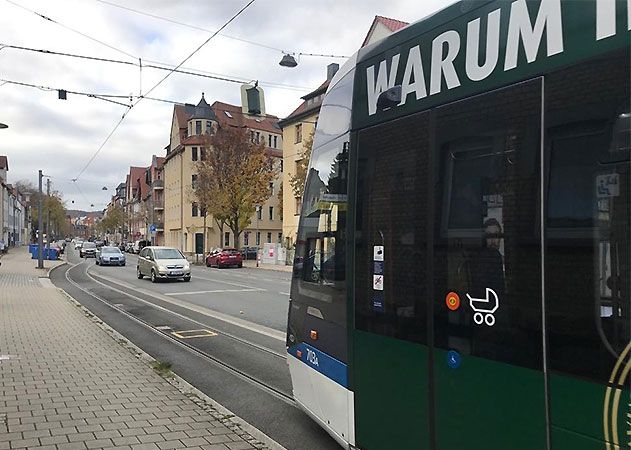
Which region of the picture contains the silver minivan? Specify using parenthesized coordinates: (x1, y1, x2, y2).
(136, 246, 191, 282)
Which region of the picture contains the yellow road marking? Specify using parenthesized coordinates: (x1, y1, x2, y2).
(171, 329, 218, 339)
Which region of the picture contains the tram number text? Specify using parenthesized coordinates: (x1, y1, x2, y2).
(306, 348, 319, 367)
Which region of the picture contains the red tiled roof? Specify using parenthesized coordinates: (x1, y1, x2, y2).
(211, 101, 280, 135)
(0, 155, 8, 170)
(362, 15, 409, 47)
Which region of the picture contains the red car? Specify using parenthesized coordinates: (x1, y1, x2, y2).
(205, 248, 243, 268)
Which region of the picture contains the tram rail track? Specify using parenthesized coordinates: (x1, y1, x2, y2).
(60, 259, 295, 406)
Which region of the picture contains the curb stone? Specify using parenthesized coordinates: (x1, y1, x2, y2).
(55, 287, 288, 450)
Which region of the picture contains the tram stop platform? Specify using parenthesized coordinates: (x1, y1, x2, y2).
(0, 246, 283, 450)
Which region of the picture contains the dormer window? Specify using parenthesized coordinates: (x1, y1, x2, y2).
(224, 111, 233, 118)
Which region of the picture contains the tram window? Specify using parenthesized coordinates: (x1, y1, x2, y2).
(545, 51, 630, 383)
(289, 135, 349, 362)
(433, 79, 542, 370)
(355, 111, 430, 344)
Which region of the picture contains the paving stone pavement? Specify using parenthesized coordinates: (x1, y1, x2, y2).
(0, 250, 276, 450)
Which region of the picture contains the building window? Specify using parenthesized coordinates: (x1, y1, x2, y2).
(224, 232, 230, 247)
(191, 174, 198, 189)
(267, 232, 272, 243)
(280, 159, 284, 172)
(188, 123, 192, 137)
(250, 130, 256, 142)
(256, 232, 261, 246)
(256, 208, 262, 220)
(191, 202, 198, 217)
(269, 182, 274, 195)
(196, 120, 201, 135)
(192, 147, 198, 161)
(268, 206, 273, 221)
(200, 147, 206, 161)
(268, 135, 272, 147)
(273, 135, 278, 148)
(295, 124, 302, 143)
(255, 131, 260, 143)
(206, 121, 212, 133)
(244, 232, 249, 246)
(278, 232, 282, 243)
(295, 197, 302, 214)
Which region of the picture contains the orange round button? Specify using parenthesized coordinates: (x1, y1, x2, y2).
(446, 292, 460, 311)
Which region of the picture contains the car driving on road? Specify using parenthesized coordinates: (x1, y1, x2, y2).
(96, 246, 126, 266)
(79, 241, 97, 258)
(137, 246, 191, 282)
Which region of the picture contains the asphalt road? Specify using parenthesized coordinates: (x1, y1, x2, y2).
(96, 251, 292, 331)
(50, 247, 339, 450)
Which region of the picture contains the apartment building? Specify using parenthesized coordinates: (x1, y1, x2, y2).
(163, 90, 283, 254)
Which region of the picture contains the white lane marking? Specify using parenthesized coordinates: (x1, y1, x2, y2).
(279, 292, 290, 296)
(187, 274, 266, 291)
(86, 269, 285, 342)
(165, 288, 260, 296)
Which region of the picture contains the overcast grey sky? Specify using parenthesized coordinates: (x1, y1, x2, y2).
(0, 0, 455, 210)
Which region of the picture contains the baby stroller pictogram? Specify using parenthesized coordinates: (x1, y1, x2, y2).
(466, 287, 500, 326)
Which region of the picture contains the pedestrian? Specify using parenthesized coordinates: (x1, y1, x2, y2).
(0, 239, 5, 254)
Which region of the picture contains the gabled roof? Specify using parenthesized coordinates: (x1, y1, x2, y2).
(211, 101, 280, 135)
(0, 155, 8, 170)
(361, 15, 409, 47)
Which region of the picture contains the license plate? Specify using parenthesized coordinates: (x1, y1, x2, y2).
(229, 255, 236, 258)
(170, 270, 183, 275)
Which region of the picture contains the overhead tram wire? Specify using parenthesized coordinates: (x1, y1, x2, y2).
(73, 0, 258, 182)
(93, 0, 349, 59)
(4, 0, 137, 61)
(0, 43, 311, 91)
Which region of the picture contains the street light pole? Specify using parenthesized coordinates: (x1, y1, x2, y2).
(46, 178, 51, 254)
(37, 170, 43, 269)
(255, 205, 261, 267)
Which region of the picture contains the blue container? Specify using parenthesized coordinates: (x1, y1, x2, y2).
(28, 244, 38, 255)
(48, 248, 59, 260)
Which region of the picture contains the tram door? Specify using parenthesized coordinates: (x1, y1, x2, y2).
(432, 79, 546, 449)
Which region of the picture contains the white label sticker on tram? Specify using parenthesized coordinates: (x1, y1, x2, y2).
(467, 288, 499, 327)
(373, 275, 384, 291)
(596, 174, 619, 198)
(306, 348, 319, 367)
(373, 245, 384, 261)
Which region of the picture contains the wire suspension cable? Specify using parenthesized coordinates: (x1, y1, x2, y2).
(4, 0, 137, 60)
(72, 0, 258, 182)
(93, 0, 349, 59)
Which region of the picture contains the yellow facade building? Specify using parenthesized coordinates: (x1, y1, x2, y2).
(163, 93, 283, 254)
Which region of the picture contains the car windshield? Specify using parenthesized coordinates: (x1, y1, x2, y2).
(223, 248, 239, 254)
(154, 248, 183, 259)
(101, 247, 121, 254)
(83, 243, 96, 249)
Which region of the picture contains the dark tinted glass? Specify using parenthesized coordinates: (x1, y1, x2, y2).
(355, 111, 429, 343)
(433, 80, 542, 369)
(545, 51, 630, 383)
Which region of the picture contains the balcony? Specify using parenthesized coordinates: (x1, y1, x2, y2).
(153, 198, 164, 210)
(152, 179, 164, 190)
(156, 222, 164, 231)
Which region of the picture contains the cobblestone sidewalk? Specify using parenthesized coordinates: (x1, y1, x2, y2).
(0, 252, 278, 450)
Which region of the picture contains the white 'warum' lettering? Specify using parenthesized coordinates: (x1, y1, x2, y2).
(430, 30, 461, 95)
(366, 54, 400, 115)
(466, 9, 501, 81)
(399, 45, 427, 105)
(504, 0, 564, 71)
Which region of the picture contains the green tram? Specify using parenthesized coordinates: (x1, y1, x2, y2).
(286, 1, 630, 449)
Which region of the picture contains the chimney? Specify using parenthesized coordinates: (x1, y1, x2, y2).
(327, 63, 339, 81)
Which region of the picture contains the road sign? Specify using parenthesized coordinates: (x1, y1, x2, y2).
(149, 224, 156, 232)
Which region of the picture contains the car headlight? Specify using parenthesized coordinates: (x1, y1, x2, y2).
(158, 265, 167, 271)
(183, 264, 190, 270)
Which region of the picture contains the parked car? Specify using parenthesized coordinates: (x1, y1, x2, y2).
(133, 240, 151, 254)
(125, 242, 134, 253)
(206, 248, 243, 268)
(74, 240, 84, 250)
(79, 241, 97, 258)
(96, 246, 126, 266)
(136, 246, 190, 282)
(241, 246, 258, 260)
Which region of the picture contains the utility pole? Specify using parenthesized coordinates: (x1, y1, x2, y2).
(37, 170, 43, 269)
(46, 178, 51, 254)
